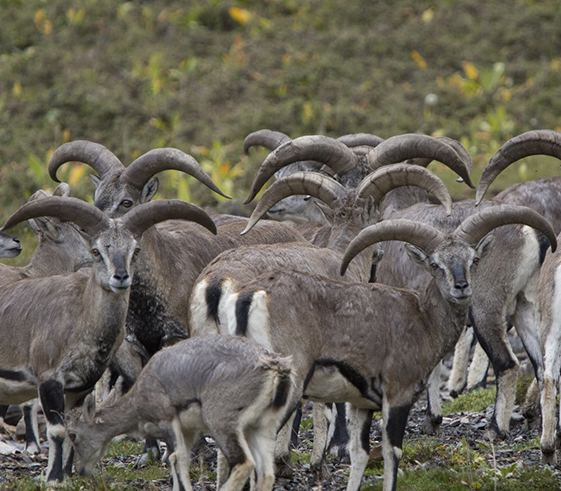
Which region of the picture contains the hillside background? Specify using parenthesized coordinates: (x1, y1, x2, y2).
(1, 0, 561, 262)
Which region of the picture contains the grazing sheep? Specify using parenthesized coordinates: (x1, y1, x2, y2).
(67, 335, 294, 491)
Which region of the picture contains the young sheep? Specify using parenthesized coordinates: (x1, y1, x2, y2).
(0, 196, 216, 482)
(66, 335, 294, 491)
(223, 205, 555, 491)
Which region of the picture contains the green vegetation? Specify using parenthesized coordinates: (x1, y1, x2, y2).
(362, 466, 560, 491)
(364, 437, 558, 491)
(1, 0, 561, 246)
(443, 387, 496, 415)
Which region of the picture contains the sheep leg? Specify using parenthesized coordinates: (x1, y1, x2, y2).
(540, 315, 561, 464)
(471, 307, 519, 439)
(39, 379, 66, 482)
(380, 399, 411, 491)
(274, 411, 296, 478)
(448, 325, 474, 397)
(0, 405, 7, 427)
(134, 437, 162, 468)
(422, 362, 442, 434)
(327, 403, 350, 459)
(466, 341, 490, 390)
(310, 402, 330, 480)
(346, 406, 373, 491)
(214, 431, 256, 491)
(169, 417, 195, 491)
(246, 425, 277, 491)
(23, 400, 41, 454)
(217, 448, 229, 488)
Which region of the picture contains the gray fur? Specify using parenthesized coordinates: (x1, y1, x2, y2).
(0, 232, 21, 259)
(67, 336, 294, 491)
(0, 198, 200, 482)
(224, 226, 488, 491)
(378, 199, 550, 438)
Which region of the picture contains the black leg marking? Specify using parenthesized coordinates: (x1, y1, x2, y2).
(39, 380, 64, 426)
(205, 279, 223, 324)
(328, 403, 350, 457)
(225, 439, 246, 477)
(64, 446, 74, 476)
(24, 404, 40, 449)
(290, 404, 302, 449)
(386, 405, 411, 450)
(235, 292, 253, 336)
(360, 410, 373, 454)
(39, 380, 65, 482)
(0, 405, 8, 420)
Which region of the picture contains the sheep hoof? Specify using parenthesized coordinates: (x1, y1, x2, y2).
(275, 455, 293, 478)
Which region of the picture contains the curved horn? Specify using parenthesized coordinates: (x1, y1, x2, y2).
(356, 164, 453, 215)
(454, 204, 557, 251)
(337, 133, 385, 148)
(241, 172, 346, 235)
(2, 197, 110, 237)
(476, 130, 561, 204)
(438, 137, 473, 177)
(243, 129, 291, 154)
(48, 141, 124, 183)
(341, 219, 445, 275)
(365, 134, 474, 188)
(244, 136, 359, 204)
(122, 199, 217, 238)
(122, 148, 231, 199)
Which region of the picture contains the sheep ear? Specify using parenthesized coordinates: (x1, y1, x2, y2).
(476, 234, 494, 259)
(89, 174, 101, 188)
(315, 201, 334, 225)
(28, 217, 60, 241)
(141, 177, 159, 203)
(82, 393, 96, 422)
(405, 243, 429, 269)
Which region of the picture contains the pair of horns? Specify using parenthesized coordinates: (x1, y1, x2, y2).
(476, 130, 561, 204)
(241, 163, 453, 235)
(48, 141, 231, 199)
(1, 197, 216, 239)
(341, 205, 557, 275)
(244, 134, 474, 204)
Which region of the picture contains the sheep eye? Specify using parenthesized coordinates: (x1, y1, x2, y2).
(91, 249, 100, 257)
(430, 262, 438, 270)
(473, 257, 480, 265)
(122, 199, 133, 208)
(134, 248, 141, 256)
(69, 433, 76, 442)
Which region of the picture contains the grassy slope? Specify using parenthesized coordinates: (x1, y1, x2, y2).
(1, 0, 561, 217)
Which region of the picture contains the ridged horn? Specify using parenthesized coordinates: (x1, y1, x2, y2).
(476, 130, 561, 204)
(337, 133, 385, 148)
(439, 137, 473, 177)
(123, 148, 231, 199)
(365, 134, 474, 188)
(244, 136, 359, 204)
(454, 204, 557, 251)
(341, 219, 445, 275)
(241, 172, 346, 235)
(243, 129, 291, 154)
(48, 141, 124, 183)
(355, 164, 453, 215)
(2, 197, 110, 237)
(122, 199, 217, 238)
